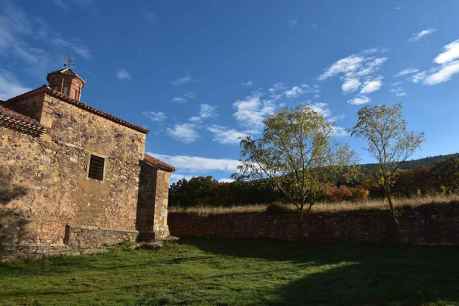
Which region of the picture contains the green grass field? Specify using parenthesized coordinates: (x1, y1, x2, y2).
(1, 239, 459, 306)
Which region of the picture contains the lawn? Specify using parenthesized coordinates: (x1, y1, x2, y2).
(1, 239, 459, 306)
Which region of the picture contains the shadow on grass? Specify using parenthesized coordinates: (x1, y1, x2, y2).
(180, 238, 459, 306)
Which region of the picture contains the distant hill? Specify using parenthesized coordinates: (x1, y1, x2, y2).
(361, 153, 459, 171)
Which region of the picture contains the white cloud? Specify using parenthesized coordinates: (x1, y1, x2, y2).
(434, 39, 459, 65)
(348, 96, 370, 105)
(167, 123, 199, 143)
(233, 95, 275, 132)
(360, 79, 382, 94)
(199, 104, 216, 119)
(395, 68, 419, 78)
(409, 28, 436, 42)
(151, 153, 241, 173)
(319, 55, 365, 81)
(424, 61, 459, 86)
(306, 102, 331, 118)
(390, 83, 407, 97)
(208, 125, 249, 144)
(408, 39, 459, 86)
(190, 103, 217, 123)
(331, 126, 349, 137)
(341, 78, 361, 93)
(0, 71, 30, 100)
(172, 97, 187, 103)
(412, 71, 427, 83)
(305, 102, 348, 137)
(116, 68, 131, 80)
(143, 111, 167, 122)
(284, 86, 305, 98)
(242, 80, 253, 87)
(0, 1, 91, 68)
(219, 178, 235, 183)
(51, 37, 91, 59)
(171, 74, 193, 86)
(318, 51, 387, 98)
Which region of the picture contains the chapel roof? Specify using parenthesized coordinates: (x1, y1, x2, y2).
(143, 154, 176, 172)
(0, 105, 44, 136)
(5, 86, 149, 134)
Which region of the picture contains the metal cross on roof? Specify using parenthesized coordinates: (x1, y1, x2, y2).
(64, 56, 74, 68)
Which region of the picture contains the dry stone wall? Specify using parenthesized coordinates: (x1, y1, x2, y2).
(169, 202, 459, 245)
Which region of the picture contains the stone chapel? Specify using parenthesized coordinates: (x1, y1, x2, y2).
(0, 67, 174, 256)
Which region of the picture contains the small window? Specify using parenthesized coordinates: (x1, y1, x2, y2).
(88, 155, 105, 181)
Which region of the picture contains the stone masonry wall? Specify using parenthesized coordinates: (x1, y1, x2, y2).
(169, 202, 459, 245)
(136, 164, 171, 241)
(1, 93, 147, 254)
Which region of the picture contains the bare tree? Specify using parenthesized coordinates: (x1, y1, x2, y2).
(238, 106, 355, 236)
(351, 104, 424, 232)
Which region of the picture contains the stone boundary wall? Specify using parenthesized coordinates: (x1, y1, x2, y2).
(169, 202, 459, 245)
(64, 225, 138, 249)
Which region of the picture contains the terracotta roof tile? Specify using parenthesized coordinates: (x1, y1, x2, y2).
(143, 154, 175, 172)
(6, 86, 149, 134)
(0, 105, 44, 136)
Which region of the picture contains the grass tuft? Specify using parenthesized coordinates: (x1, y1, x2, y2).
(170, 194, 459, 216)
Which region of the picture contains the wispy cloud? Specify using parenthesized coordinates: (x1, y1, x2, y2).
(166, 103, 217, 143)
(189, 104, 217, 123)
(152, 153, 240, 173)
(142, 111, 167, 122)
(305, 102, 348, 137)
(405, 39, 459, 86)
(0, 70, 30, 100)
(360, 79, 382, 94)
(166, 123, 199, 143)
(409, 28, 436, 42)
(52, 0, 94, 10)
(319, 50, 386, 101)
(171, 74, 193, 86)
(51, 37, 91, 59)
(172, 92, 196, 103)
(341, 78, 361, 93)
(395, 68, 419, 78)
(424, 61, 459, 85)
(242, 80, 253, 87)
(433, 39, 459, 65)
(347, 96, 370, 105)
(233, 95, 275, 132)
(208, 125, 249, 144)
(0, 1, 91, 69)
(116, 68, 132, 80)
(390, 82, 407, 97)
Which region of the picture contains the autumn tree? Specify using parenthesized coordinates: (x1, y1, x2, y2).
(238, 106, 355, 236)
(351, 104, 424, 231)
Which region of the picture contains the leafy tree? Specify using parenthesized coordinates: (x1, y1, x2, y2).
(238, 106, 355, 235)
(431, 157, 459, 194)
(351, 104, 424, 231)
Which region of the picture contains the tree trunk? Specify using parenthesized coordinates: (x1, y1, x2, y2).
(296, 206, 305, 240)
(384, 185, 401, 242)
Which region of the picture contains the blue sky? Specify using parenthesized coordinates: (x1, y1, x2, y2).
(1, 0, 459, 182)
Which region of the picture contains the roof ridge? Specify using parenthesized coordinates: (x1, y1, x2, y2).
(143, 154, 175, 172)
(0, 105, 44, 136)
(5, 85, 149, 134)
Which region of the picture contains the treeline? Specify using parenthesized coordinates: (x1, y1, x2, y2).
(169, 156, 459, 208)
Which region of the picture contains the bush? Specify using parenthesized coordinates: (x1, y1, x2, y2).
(265, 203, 292, 215)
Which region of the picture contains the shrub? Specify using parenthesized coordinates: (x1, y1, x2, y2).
(265, 203, 292, 215)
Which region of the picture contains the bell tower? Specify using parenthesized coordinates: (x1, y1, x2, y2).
(47, 66, 85, 101)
